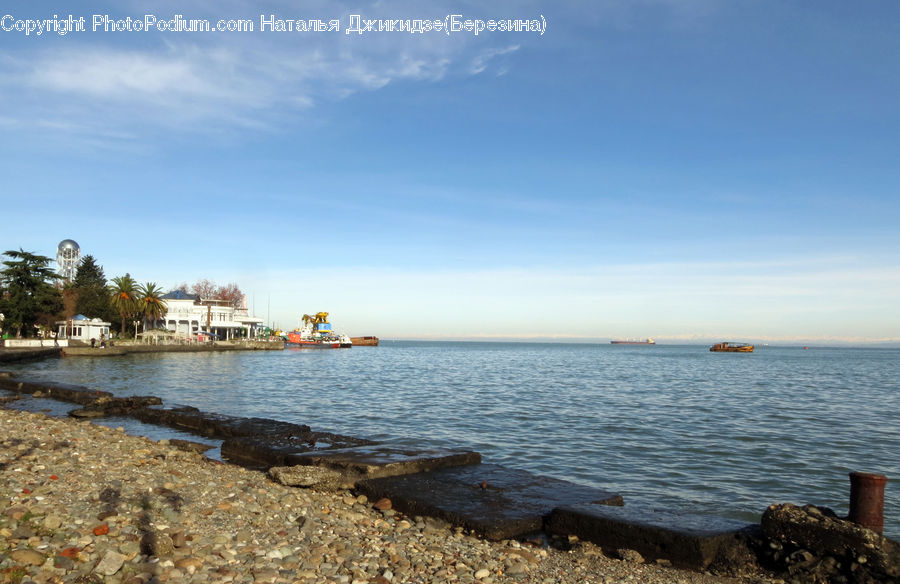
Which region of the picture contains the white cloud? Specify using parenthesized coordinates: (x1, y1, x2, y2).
(0, 2, 530, 139)
(469, 44, 520, 75)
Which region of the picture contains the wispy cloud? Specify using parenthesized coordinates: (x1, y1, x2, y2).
(0, 2, 534, 141)
(469, 44, 520, 75)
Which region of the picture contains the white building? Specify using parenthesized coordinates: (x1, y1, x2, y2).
(160, 290, 264, 340)
(56, 314, 111, 342)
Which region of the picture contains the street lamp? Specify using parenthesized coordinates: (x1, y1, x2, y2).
(133, 320, 140, 340)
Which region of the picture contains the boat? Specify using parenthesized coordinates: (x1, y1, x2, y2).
(610, 338, 655, 345)
(709, 342, 754, 353)
(350, 336, 379, 346)
(283, 312, 352, 349)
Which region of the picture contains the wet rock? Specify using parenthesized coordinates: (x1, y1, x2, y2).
(547, 504, 759, 574)
(358, 463, 623, 541)
(761, 503, 900, 583)
(286, 445, 481, 480)
(70, 408, 107, 418)
(132, 405, 311, 439)
(221, 431, 376, 469)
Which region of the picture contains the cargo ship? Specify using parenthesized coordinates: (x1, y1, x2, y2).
(350, 336, 379, 346)
(283, 312, 351, 348)
(610, 338, 656, 345)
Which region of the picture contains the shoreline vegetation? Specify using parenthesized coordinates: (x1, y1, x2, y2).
(0, 407, 771, 584)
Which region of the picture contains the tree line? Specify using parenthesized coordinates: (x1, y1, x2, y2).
(0, 249, 243, 339)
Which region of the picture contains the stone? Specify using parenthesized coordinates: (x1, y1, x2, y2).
(175, 557, 203, 573)
(59, 547, 81, 559)
(94, 550, 127, 576)
(141, 530, 175, 557)
(170, 530, 187, 547)
(11, 525, 36, 539)
(617, 548, 645, 563)
(10, 548, 46, 565)
(269, 465, 346, 490)
(761, 503, 900, 583)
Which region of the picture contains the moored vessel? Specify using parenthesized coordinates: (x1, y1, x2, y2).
(283, 312, 351, 348)
(350, 336, 379, 346)
(709, 342, 754, 353)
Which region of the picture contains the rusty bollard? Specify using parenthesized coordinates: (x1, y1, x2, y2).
(848, 471, 887, 534)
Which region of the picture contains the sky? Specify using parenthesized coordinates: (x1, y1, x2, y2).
(1, 1, 898, 343)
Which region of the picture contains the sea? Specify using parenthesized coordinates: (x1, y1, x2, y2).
(4, 341, 899, 539)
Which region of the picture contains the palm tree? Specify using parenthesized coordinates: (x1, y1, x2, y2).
(138, 282, 167, 332)
(109, 274, 138, 338)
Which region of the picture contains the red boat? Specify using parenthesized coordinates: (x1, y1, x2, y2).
(282, 312, 351, 349)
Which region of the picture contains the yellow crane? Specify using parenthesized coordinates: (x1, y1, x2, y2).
(302, 312, 330, 326)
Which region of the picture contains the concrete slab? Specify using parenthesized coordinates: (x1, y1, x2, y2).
(285, 445, 482, 479)
(547, 503, 757, 570)
(356, 463, 623, 541)
(0, 348, 62, 363)
(132, 405, 311, 438)
(220, 432, 378, 468)
(0, 377, 112, 403)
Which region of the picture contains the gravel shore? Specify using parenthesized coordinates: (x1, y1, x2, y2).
(0, 408, 779, 584)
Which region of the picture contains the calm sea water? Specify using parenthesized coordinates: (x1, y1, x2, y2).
(5, 342, 899, 539)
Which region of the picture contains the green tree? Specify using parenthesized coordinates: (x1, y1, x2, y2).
(137, 282, 167, 332)
(109, 274, 138, 338)
(73, 255, 117, 324)
(0, 249, 62, 338)
(61, 284, 78, 338)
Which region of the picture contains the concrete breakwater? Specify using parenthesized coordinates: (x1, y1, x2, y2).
(61, 340, 284, 357)
(0, 341, 282, 361)
(0, 347, 62, 363)
(1, 372, 898, 583)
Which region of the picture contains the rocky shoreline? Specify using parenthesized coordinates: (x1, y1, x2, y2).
(0, 408, 776, 584)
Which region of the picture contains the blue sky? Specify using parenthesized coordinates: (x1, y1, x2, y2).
(2, 1, 898, 343)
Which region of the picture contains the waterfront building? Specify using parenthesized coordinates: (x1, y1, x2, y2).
(55, 314, 110, 342)
(56, 239, 81, 283)
(160, 290, 264, 340)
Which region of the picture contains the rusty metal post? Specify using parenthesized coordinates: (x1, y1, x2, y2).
(848, 472, 887, 534)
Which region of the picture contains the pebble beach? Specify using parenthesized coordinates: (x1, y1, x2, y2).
(0, 408, 778, 584)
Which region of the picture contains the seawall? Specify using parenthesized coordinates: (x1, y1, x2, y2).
(61, 340, 284, 357)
